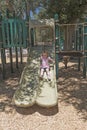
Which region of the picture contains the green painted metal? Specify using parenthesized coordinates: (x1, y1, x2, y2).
(0, 21, 2, 48)
(2, 18, 27, 48)
(0, 18, 29, 79)
(75, 24, 84, 51)
(83, 24, 87, 78)
(59, 27, 64, 50)
(78, 26, 82, 71)
(54, 14, 59, 79)
(30, 28, 34, 47)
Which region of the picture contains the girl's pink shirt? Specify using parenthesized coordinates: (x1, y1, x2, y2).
(40, 56, 52, 69)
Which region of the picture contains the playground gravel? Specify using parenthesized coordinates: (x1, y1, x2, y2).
(0, 57, 87, 130)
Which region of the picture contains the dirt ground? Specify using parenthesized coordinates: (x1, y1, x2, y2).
(0, 57, 87, 130)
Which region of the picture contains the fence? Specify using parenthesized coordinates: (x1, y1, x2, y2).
(0, 18, 29, 79)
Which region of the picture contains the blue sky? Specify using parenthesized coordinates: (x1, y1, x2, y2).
(23, 7, 40, 20)
(30, 7, 40, 19)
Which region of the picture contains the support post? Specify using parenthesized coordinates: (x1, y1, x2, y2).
(75, 28, 79, 51)
(54, 14, 59, 79)
(9, 47, 13, 73)
(78, 26, 82, 71)
(30, 28, 34, 47)
(83, 23, 87, 78)
(1, 49, 6, 79)
(0, 19, 6, 79)
(15, 47, 18, 68)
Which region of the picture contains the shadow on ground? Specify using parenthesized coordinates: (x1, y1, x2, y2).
(58, 61, 87, 121)
(0, 59, 87, 119)
(15, 104, 58, 116)
(0, 62, 26, 113)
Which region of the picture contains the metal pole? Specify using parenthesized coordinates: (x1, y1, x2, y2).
(54, 14, 59, 79)
(83, 22, 87, 78)
(78, 26, 82, 71)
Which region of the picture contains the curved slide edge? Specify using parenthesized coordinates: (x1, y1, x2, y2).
(36, 65, 58, 108)
(13, 56, 39, 107)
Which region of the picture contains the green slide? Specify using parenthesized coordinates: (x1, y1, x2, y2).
(13, 46, 58, 108)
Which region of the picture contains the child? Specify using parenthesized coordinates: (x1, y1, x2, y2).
(40, 51, 54, 81)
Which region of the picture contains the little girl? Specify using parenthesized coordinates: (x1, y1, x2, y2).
(40, 51, 54, 81)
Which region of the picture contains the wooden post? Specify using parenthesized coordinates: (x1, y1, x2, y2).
(1, 49, 6, 79)
(9, 47, 13, 73)
(75, 28, 79, 51)
(0, 19, 6, 79)
(20, 47, 23, 64)
(15, 47, 18, 68)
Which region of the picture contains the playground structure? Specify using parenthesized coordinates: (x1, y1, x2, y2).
(0, 14, 58, 107)
(54, 14, 87, 79)
(0, 14, 87, 79)
(0, 13, 87, 107)
(29, 18, 54, 49)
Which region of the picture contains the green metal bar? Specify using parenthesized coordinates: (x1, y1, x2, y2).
(30, 28, 34, 47)
(54, 14, 59, 79)
(18, 21, 22, 46)
(83, 24, 87, 78)
(10, 20, 14, 47)
(22, 20, 27, 48)
(0, 21, 2, 48)
(13, 20, 15, 46)
(14, 19, 17, 46)
(6, 21, 10, 47)
(17, 20, 20, 46)
(55, 53, 58, 79)
(83, 57, 86, 78)
(26, 21, 29, 48)
(2, 20, 6, 47)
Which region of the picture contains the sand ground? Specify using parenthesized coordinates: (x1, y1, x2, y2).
(0, 56, 87, 130)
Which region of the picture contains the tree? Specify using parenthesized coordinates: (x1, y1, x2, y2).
(38, 0, 87, 23)
(37, 0, 87, 51)
(0, 0, 42, 19)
